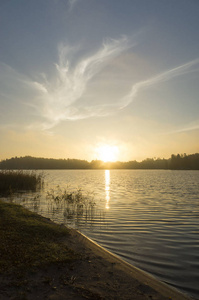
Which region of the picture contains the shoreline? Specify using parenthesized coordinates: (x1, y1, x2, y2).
(65, 228, 192, 300)
(0, 201, 194, 300)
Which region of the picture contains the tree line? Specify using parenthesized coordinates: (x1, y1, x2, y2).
(0, 153, 199, 170)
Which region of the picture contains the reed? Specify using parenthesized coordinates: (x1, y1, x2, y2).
(0, 170, 43, 195)
(46, 187, 96, 224)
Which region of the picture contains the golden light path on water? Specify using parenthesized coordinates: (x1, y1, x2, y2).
(105, 170, 110, 209)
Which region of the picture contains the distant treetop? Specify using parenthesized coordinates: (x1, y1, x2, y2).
(0, 153, 199, 170)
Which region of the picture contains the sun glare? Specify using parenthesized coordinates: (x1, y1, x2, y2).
(96, 145, 119, 162)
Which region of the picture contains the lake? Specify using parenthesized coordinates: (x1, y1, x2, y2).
(4, 169, 199, 299)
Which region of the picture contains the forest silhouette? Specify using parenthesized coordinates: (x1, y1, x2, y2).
(0, 153, 199, 170)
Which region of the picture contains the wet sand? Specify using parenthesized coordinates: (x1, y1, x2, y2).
(58, 228, 192, 300)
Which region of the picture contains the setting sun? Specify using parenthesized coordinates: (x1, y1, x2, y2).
(96, 145, 119, 162)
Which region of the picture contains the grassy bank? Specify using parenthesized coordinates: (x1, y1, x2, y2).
(0, 171, 43, 196)
(0, 200, 78, 275)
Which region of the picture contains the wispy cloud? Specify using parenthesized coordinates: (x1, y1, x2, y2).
(167, 120, 199, 134)
(120, 58, 199, 108)
(68, 0, 79, 12)
(37, 36, 136, 128)
(1, 35, 199, 132)
(0, 36, 136, 130)
(0, 62, 48, 127)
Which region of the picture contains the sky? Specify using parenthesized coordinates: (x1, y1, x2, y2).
(0, 0, 199, 162)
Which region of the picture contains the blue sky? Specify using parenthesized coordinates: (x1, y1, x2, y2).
(0, 0, 199, 161)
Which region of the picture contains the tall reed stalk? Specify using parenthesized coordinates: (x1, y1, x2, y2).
(46, 187, 95, 225)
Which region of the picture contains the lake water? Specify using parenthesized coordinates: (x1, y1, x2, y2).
(4, 170, 199, 299)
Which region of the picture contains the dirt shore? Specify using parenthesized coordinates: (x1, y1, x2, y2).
(1, 225, 193, 300)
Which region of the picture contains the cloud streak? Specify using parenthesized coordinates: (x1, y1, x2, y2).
(37, 36, 136, 127)
(42, 50, 199, 127)
(1, 35, 199, 132)
(68, 0, 79, 12)
(120, 58, 199, 108)
(168, 120, 199, 134)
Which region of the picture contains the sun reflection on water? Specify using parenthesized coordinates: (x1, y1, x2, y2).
(105, 170, 110, 209)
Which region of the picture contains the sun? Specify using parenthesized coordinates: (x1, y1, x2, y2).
(96, 145, 119, 162)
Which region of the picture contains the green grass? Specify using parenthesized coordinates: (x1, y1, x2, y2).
(0, 200, 78, 275)
(0, 170, 43, 195)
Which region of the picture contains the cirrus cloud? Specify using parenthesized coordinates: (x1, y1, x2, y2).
(0, 35, 199, 132)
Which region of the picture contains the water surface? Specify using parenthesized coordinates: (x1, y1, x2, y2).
(3, 170, 199, 299)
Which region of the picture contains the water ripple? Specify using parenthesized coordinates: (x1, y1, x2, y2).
(4, 169, 199, 299)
